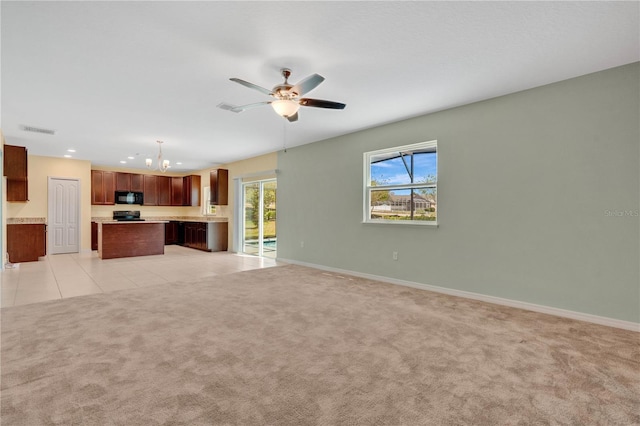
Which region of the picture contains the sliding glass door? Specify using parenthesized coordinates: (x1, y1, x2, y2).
(242, 179, 276, 258)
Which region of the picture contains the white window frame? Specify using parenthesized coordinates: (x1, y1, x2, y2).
(202, 186, 218, 215)
(363, 140, 438, 226)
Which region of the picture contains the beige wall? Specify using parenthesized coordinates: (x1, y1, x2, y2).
(6, 155, 93, 251)
(197, 152, 278, 250)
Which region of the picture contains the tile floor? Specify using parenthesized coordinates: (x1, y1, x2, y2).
(1, 245, 280, 308)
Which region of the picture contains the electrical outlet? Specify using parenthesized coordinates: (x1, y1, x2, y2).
(392, 251, 398, 261)
(300, 241, 304, 248)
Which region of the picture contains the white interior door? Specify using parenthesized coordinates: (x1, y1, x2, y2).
(48, 177, 80, 254)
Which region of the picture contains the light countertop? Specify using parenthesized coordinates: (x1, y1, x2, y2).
(7, 218, 47, 224)
(92, 216, 228, 223)
(99, 220, 169, 224)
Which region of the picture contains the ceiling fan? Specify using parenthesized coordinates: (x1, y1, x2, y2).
(217, 68, 346, 122)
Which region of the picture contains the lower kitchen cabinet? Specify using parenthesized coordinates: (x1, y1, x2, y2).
(165, 221, 178, 245)
(91, 222, 98, 250)
(181, 222, 227, 252)
(7, 224, 47, 263)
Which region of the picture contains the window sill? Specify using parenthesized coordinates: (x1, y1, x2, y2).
(363, 220, 438, 227)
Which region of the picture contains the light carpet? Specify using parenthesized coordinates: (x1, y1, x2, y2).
(1, 264, 638, 425)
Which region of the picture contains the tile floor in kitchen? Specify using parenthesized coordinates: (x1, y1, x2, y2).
(0, 245, 280, 308)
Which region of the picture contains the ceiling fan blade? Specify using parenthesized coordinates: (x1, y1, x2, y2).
(217, 102, 242, 113)
(229, 78, 273, 96)
(286, 112, 299, 122)
(299, 98, 346, 110)
(217, 101, 271, 113)
(291, 74, 325, 96)
(233, 101, 272, 111)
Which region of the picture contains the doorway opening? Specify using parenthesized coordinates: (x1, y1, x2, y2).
(242, 179, 276, 258)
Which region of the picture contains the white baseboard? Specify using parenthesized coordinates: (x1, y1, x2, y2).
(277, 258, 639, 332)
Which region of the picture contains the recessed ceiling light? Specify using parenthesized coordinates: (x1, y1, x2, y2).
(176, 162, 182, 165)
(120, 161, 127, 164)
(127, 156, 134, 160)
(63, 154, 72, 158)
(67, 149, 76, 153)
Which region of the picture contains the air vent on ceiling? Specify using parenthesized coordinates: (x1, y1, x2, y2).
(20, 125, 56, 135)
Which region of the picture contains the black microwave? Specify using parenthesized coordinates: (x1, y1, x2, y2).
(115, 191, 144, 205)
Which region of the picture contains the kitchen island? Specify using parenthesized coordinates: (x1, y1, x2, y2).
(98, 221, 168, 259)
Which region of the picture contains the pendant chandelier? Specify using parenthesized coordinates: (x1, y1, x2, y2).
(146, 140, 170, 172)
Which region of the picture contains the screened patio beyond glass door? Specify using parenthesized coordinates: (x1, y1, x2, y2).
(242, 179, 277, 258)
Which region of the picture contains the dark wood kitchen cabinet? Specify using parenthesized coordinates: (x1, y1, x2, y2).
(157, 175, 172, 206)
(116, 172, 144, 192)
(143, 174, 158, 206)
(91, 222, 98, 250)
(131, 174, 143, 192)
(3, 144, 29, 202)
(116, 172, 131, 192)
(210, 169, 228, 205)
(7, 224, 46, 263)
(182, 221, 227, 252)
(182, 175, 201, 206)
(91, 170, 116, 205)
(183, 222, 208, 251)
(165, 221, 178, 245)
(171, 177, 183, 206)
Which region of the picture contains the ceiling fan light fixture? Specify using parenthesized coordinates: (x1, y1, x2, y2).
(271, 99, 300, 118)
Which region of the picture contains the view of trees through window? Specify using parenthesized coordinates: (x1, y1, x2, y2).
(244, 182, 277, 240)
(243, 180, 277, 258)
(366, 142, 437, 222)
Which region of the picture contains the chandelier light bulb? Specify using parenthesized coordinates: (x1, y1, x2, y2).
(147, 140, 169, 172)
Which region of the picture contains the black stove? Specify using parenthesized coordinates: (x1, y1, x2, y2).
(113, 210, 145, 221)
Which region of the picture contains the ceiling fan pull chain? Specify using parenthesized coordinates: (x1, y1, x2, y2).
(283, 121, 287, 153)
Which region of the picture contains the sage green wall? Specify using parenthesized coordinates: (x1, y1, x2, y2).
(277, 62, 639, 323)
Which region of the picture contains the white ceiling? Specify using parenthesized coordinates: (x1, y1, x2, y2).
(2, 1, 638, 172)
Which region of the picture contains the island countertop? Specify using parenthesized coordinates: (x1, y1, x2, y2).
(92, 216, 227, 223)
(99, 220, 169, 224)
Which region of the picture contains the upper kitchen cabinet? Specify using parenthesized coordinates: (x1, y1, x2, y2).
(210, 169, 228, 205)
(131, 174, 143, 192)
(171, 177, 184, 206)
(116, 172, 144, 192)
(157, 175, 172, 206)
(143, 174, 158, 206)
(116, 172, 130, 192)
(3, 144, 29, 202)
(183, 175, 201, 207)
(91, 170, 116, 205)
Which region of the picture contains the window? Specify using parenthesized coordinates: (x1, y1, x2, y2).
(202, 186, 217, 215)
(364, 140, 437, 225)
